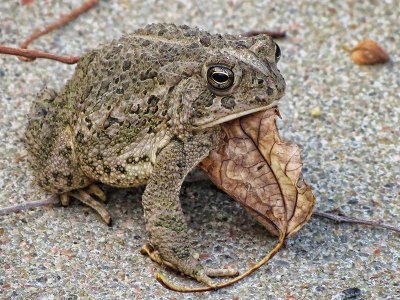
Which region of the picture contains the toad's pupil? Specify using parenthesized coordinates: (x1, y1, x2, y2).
(212, 72, 229, 83)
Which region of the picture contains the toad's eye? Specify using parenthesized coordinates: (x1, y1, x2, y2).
(207, 66, 234, 90)
(275, 43, 281, 62)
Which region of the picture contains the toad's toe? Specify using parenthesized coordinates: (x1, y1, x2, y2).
(60, 185, 111, 225)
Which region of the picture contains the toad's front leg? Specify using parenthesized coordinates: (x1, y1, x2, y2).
(141, 129, 237, 287)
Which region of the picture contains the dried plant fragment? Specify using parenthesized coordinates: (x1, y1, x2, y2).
(350, 39, 389, 65)
(200, 108, 316, 238)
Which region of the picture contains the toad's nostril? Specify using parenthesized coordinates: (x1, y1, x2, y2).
(257, 78, 264, 85)
(266, 87, 274, 96)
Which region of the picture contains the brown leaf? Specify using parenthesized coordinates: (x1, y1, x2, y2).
(351, 39, 389, 65)
(200, 108, 315, 238)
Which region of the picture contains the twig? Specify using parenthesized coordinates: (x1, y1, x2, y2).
(313, 210, 400, 233)
(242, 30, 286, 39)
(19, 0, 99, 61)
(0, 196, 59, 216)
(0, 45, 80, 64)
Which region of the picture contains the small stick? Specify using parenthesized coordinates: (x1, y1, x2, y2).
(0, 196, 59, 216)
(313, 210, 400, 233)
(242, 30, 286, 39)
(19, 0, 99, 61)
(0, 45, 80, 64)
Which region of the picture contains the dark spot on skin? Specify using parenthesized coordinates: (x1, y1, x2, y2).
(111, 44, 123, 55)
(147, 95, 159, 105)
(199, 37, 211, 47)
(234, 40, 247, 48)
(97, 153, 103, 160)
(158, 77, 166, 85)
(204, 93, 215, 107)
(120, 74, 127, 81)
(221, 96, 236, 109)
(114, 77, 120, 84)
(140, 68, 158, 81)
(267, 87, 274, 96)
(36, 108, 48, 117)
(258, 79, 264, 84)
(122, 60, 131, 71)
(148, 70, 158, 78)
(104, 117, 123, 129)
(147, 126, 157, 134)
(172, 246, 191, 259)
(66, 174, 73, 186)
(103, 166, 111, 174)
(192, 110, 205, 119)
(59, 146, 72, 158)
(52, 171, 60, 180)
(158, 29, 167, 36)
(177, 161, 186, 168)
(255, 96, 263, 103)
(76, 131, 84, 142)
(116, 165, 126, 174)
(141, 40, 151, 46)
(126, 157, 133, 164)
(257, 165, 263, 171)
(97, 80, 110, 96)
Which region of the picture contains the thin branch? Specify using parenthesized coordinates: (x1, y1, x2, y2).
(242, 30, 286, 39)
(313, 210, 400, 233)
(19, 0, 99, 61)
(0, 196, 59, 216)
(0, 45, 80, 64)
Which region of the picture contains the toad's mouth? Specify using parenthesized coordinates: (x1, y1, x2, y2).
(193, 100, 279, 130)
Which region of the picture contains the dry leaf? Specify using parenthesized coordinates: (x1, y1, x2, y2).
(350, 39, 389, 65)
(200, 108, 315, 238)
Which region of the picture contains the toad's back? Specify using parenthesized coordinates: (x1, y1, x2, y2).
(25, 23, 285, 192)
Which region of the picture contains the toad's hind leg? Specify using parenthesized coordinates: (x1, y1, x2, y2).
(25, 88, 111, 224)
(141, 129, 237, 288)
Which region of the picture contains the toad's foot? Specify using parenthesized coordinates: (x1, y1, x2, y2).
(60, 183, 111, 225)
(141, 243, 238, 280)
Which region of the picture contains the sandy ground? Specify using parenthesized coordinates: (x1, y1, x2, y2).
(0, 1, 399, 299)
